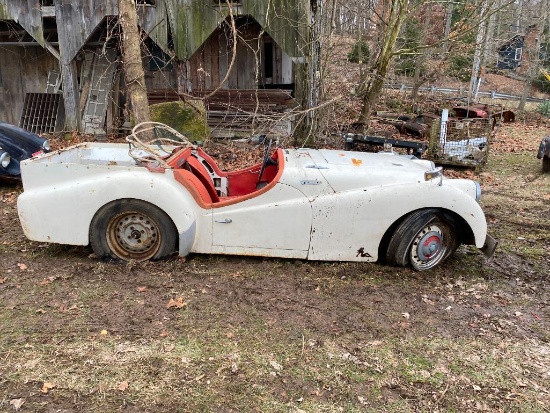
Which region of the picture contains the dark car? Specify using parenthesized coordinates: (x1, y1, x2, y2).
(537, 136, 550, 173)
(0, 122, 50, 182)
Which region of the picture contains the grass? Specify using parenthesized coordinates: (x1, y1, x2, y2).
(2, 326, 548, 411)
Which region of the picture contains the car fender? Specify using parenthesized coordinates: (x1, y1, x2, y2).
(17, 168, 201, 255)
(308, 181, 487, 262)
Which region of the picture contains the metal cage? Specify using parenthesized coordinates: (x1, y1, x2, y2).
(427, 118, 493, 168)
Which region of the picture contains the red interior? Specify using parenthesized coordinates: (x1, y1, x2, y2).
(168, 146, 281, 207)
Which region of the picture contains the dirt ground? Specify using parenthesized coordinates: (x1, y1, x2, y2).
(1, 120, 549, 412)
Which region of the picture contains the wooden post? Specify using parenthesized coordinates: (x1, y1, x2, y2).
(60, 59, 82, 131)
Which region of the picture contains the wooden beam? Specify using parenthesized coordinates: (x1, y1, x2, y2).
(44, 41, 60, 61)
(60, 60, 82, 131)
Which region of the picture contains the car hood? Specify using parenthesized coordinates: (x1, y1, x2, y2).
(288, 148, 438, 193)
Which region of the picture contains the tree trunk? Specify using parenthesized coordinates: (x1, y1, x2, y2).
(358, 0, 408, 126)
(119, 0, 150, 125)
(469, 0, 489, 101)
(411, 5, 433, 100)
(443, 3, 453, 54)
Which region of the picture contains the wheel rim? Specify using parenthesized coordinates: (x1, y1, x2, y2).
(106, 211, 162, 261)
(410, 224, 447, 270)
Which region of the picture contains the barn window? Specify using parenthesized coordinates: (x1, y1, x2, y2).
(514, 47, 522, 61)
(137, 0, 156, 4)
(215, 0, 242, 4)
(40, 0, 54, 5)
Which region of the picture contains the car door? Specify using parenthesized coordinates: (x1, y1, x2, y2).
(211, 182, 313, 259)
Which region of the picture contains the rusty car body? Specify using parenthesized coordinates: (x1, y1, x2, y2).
(17, 122, 496, 271)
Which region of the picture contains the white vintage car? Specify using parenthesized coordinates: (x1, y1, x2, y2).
(17, 123, 496, 271)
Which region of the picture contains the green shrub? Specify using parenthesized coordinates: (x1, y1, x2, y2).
(395, 58, 425, 77)
(449, 54, 473, 81)
(348, 40, 370, 64)
(532, 72, 550, 94)
(537, 101, 550, 117)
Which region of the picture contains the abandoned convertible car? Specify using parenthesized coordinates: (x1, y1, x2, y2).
(0, 122, 50, 182)
(17, 123, 496, 271)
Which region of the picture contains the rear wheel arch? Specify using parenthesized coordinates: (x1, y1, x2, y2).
(89, 198, 179, 262)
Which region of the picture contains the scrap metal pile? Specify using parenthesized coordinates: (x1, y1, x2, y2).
(346, 104, 515, 168)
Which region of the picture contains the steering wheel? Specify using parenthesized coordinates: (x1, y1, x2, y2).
(257, 139, 278, 184)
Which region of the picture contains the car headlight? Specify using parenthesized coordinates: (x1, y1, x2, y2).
(0, 152, 11, 168)
(474, 181, 482, 202)
(42, 140, 50, 151)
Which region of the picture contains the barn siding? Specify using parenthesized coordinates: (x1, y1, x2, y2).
(186, 20, 290, 92)
(55, 1, 118, 65)
(137, 1, 170, 55)
(0, 0, 310, 131)
(166, 0, 309, 60)
(0, 0, 44, 45)
(0, 47, 58, 125)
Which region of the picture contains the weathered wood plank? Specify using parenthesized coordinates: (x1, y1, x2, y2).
(0, 0, 44, 45)
(0, 46, 57, 125)
(55, 1, 117, 65)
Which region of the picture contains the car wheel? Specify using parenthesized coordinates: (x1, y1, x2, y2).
(543, 156, 550, 173)
(90, 199, 177, 261)
(385, 209, 459, 271)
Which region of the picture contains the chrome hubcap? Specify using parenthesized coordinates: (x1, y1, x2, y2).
(411, 225, 446, 269)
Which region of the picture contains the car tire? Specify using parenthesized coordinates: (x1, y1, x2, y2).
(90, 199, 177, 262)
(543, 156, 550, 173)
(385, 209, 459, 271)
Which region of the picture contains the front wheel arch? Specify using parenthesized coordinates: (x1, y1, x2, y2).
(378, 208, 473, 270)
(89, 198, 178, 262)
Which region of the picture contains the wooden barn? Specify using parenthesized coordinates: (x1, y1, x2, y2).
(0, 0, 313, 137)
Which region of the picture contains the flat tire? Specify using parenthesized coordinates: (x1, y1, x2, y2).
(90, 199, 177, 261)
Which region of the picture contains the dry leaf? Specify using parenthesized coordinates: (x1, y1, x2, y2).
(0, 277, 7, 284)
(9, 398, 24, 410)
(166, 297, 187, 309)
(136, 286, 147, 292)
(269, 360, 283, 371)
(39, 276, 57, 286)
(17, 263, 27, 271)
(41, 382, 55, 393)
(100, 329, 108, 335)
(118, 381, 129, 391)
